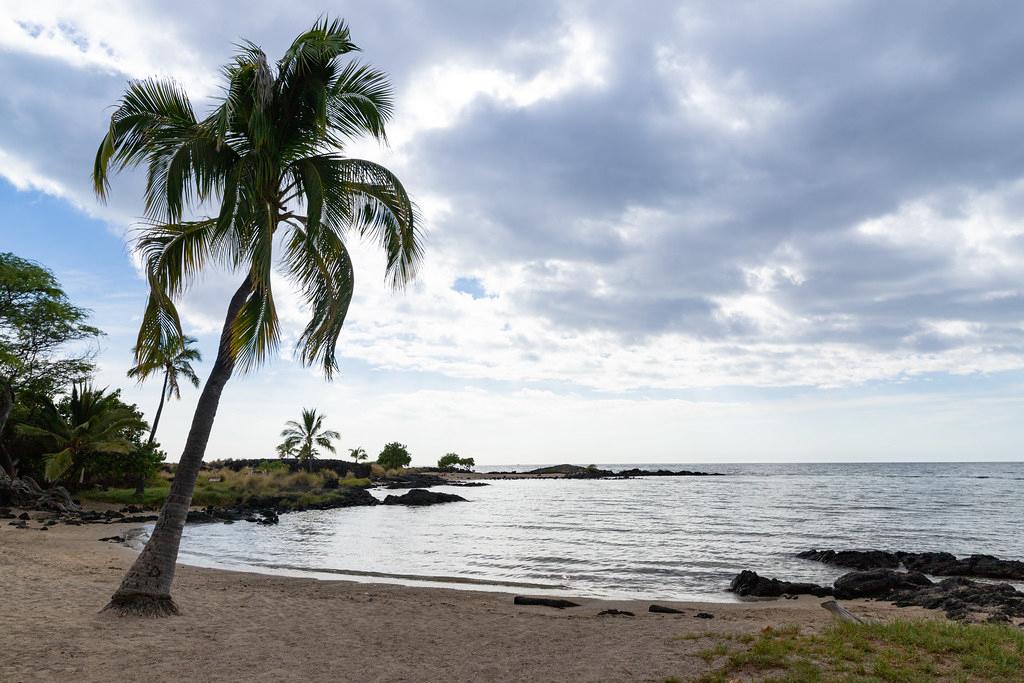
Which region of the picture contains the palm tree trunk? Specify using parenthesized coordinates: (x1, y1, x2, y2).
(135, 372, 169, 496)
(147, 373, 169, 445)
(103, 276, 252, 616)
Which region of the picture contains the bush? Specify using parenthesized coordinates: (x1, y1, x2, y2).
(437, 452, 475, 471)
(377, 442, 411, 470)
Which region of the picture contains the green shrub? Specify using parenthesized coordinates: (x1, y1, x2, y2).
(377, 442, 411, 469)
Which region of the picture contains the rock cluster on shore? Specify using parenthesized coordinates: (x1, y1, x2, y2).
(731, 548, 1024, 623)
(797, 548, 1024, 581)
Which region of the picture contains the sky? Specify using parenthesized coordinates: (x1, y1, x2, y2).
(1, 1, 1023, 465)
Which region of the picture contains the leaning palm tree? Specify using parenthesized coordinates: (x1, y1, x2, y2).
(128, 335, 202, 446)
(92, 17, 422, 616)
(17, 383, 145, 484)
(277, 408, 339, 471)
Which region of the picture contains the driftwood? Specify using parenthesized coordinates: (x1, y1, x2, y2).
(648, 604, 685, 614)
(513, 596, 580, 609)
(821, 600, 864, 624)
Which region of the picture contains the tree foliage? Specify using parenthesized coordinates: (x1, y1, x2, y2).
(0, 252, 102, 476)
(93, 16, 423, 382)
(348, 446, 368, 463)
(277, 408, 340, 470)
(437, 452, 475, 471)
(16, 383, 148, 484)
(377, 441, 411, 470)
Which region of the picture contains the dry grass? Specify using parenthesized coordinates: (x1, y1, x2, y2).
(80, 466, 371, 508)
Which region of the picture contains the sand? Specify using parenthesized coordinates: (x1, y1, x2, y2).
(0, 519, 936, 682)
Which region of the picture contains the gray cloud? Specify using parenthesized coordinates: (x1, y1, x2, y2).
(3, 0, 1024, 388)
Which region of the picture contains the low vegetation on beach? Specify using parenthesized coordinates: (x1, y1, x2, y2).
(78, 467, 372, 509)
(669, 619, 1024, 682)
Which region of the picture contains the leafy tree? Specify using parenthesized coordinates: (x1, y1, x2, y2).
(0, 253, 101, 476)
(437, 452, 475, 471)
(93, 17, 422, 615)
(277, 408, 340, 470)
(17, 383, 147, 485)
(377, 441, 411, 470)
(128, 335, 202, 445)
(348, 446, 368, 464)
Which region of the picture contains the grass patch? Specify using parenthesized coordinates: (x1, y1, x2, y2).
(78, 467, 373, 509)
(688, 620, 1024, 682)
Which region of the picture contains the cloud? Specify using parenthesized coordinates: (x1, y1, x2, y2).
(3, 0, 1024, 401)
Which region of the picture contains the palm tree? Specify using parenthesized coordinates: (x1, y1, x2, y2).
(348, 446, 368, 464)
(277, 408, 339, 471)
(128, 335, 202, 446)
(17, 383, 145, 484)
(92, 17, 422, 616)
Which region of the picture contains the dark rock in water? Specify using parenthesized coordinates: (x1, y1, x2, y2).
(381, 473, 451, 489)
(899, 552, 1024, 581)
(99, 535, 124, 543)
(832, 569, 933, 600)
(382, 489, 467, 506)
(616, 468, 724, 477)
(800, 548, 1024, 581)
(513, 596, 580, 609)
(648, 604, 685, 614)
(597, 609, 635, 616)
(17, 512, 30, 520)
(527, 464, 609, 476)
(729, 570, 833, 598)
(694, 612, 715, 619)
(797, 549, 900, 570)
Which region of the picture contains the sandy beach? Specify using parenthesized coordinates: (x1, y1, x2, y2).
(0, 520, 937, 683)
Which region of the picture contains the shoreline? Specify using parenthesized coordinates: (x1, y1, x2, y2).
(1, 521, 938, 682)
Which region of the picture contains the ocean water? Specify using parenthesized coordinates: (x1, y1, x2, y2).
(175, 462, 1024, 601)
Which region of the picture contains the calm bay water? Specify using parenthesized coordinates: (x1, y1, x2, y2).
(175, 462, 1024, 601)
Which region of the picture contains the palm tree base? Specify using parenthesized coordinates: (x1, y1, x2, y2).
(102, 590, 179, 617)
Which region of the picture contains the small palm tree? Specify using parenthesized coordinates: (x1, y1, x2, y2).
(128, 335, 201, 446)
(348, 446, 368, 464)
(277, 408, 339, 471)
(18, 383, 145, 484)
(94, 17, 422, 615)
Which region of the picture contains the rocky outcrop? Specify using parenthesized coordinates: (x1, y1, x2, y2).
(734, 565, 1024, 622)
(797, 549, 900, 570)
(889, 576, 1024, 622)
(0, 475, 80, 513)
(616, 468, 725, 477)
(729, 570, 833, 597)
(798, 548, 1024, 581)
(901, 553, 1024, 581)
(832, 569, 933, 599)
(381, 489, 467, 506)
(525, 464, 726, 478)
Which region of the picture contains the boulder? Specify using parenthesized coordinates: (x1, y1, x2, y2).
(729, 570, 833, 598)
(832, 569, 932, 600)
(381, 489, 467, 506)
